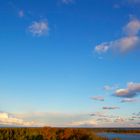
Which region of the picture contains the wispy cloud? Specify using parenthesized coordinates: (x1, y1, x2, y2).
(132, 116, 140, 119)
(132, 112, 140, 116)
(68, 119, 97, 127)
(13, 111, 140, 127)
(89, 112, 135, 126)
(104, 84, 118, 91)
(90, 112, 106, 117)
(28, 20, 49, 36)
(96, 118, 111, 123)
(90, 112, 118, 118)
(61, 0, 74, 4)
(18, 10, 24, 18)
(121, 98, 140, 103)
(114, 117, 125, 123)
(91, 96, 104, 101)
(95, 18, 140, 54)
(113, 4, 120, 9)
(102, 106, 120, 110)
(15, 112, 91, 127)
(126, 0, 140, 4)
(114, 82, 140, 98)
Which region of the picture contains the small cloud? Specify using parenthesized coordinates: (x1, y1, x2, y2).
(61, 0, 74, 4)
(102, 106, 120, 110)
(94, 18, 140, 54)
(28, 20, 49, 36)
(121, 98, 139, 103)
(91, 96, 104, 101)
(114, 82, 140, 98)
(18, 10, 24, 18)
(95, 42, 110, 54)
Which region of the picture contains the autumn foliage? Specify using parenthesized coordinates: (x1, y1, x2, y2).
(0, 127, 107, 140)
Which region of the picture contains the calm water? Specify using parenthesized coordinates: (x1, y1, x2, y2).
(98, 133, 140, 140)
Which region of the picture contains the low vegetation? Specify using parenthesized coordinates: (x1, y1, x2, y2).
(0, 127, 139, 140)
(0, 127, 107, 140)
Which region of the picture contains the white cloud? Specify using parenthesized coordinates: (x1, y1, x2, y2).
(115, 82, 140, 98)
(91, 96, 104, 101)
(28, 20, 49, 36)
(95, 43, 110, 53)
(0, 112, 39, 127)
(95, 18, 140, 54)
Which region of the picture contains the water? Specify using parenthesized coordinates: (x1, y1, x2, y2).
(98, 132, 140, 140)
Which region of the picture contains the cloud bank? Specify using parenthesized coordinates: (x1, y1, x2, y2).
(0, 112, 38, 127)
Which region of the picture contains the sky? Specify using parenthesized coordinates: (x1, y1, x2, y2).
(0, 0, 140, 127)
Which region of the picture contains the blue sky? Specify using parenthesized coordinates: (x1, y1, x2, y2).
(0, 0, 140, 127)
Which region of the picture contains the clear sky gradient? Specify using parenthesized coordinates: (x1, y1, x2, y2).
(0, 0, 140, 127)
